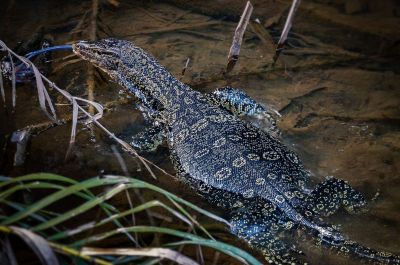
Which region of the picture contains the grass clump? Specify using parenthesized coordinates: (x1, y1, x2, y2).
(0, 173, 262, 265)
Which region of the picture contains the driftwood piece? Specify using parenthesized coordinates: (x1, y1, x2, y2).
(226, 1, 253, 73)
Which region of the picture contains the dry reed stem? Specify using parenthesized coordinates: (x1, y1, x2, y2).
(0, 59, 5, 107)
(7, 52, 16, 110)
(226, 1, 253, 73)
(273, 0, 301, 64)
(81, 247, 199, 265)
(182, 58, 190, 76)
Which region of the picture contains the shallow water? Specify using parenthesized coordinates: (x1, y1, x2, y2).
(1, 0, 399, 264)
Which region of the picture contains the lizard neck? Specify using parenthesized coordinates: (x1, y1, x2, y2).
(115, 52, 190, 119)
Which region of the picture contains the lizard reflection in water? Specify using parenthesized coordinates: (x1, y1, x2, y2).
(73, 38, 400, 265)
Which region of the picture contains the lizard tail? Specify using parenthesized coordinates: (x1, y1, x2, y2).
(320, 234, 400, 264)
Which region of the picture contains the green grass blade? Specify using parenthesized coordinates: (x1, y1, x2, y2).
(2, 200, 54, 225)
(0, 182, 66, 200)
(1, 177, 123, 225)
(103, 176, 229, 226)
(0, 173, 78, 188)
(49, 200, 191, 241)
(32, 183, 128, 231)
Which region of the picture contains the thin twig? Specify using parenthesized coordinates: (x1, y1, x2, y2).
(0, 60, 5, 107)
(121, 21, 221, 37)
(164, 10, 192, 27)
(137, 7, 169, 23)
(226, 1, 253, 73)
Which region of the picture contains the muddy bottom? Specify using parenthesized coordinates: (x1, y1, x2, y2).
(0, 0, 399, 264)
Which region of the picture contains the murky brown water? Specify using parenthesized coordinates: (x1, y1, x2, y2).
(1, 0, 399, 264)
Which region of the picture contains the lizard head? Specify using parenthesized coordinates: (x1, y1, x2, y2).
(72, 38, 123, 76)
(72, 38, 156, 98)
(73, 38, 181, 113)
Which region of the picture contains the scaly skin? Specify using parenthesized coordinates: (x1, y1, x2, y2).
(73, 38, 400, 264)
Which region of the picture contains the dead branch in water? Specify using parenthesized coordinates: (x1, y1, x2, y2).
(87, 0, 99, 115)
(226, 1, 253, 73)
(273, 0, 301, 64)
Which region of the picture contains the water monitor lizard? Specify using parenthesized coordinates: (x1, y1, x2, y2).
(72, 38, 400, 265)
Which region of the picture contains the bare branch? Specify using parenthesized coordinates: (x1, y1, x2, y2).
(226, 1, 253, 73)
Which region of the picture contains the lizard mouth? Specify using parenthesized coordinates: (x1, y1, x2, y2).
(72, 41, 92, 60)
